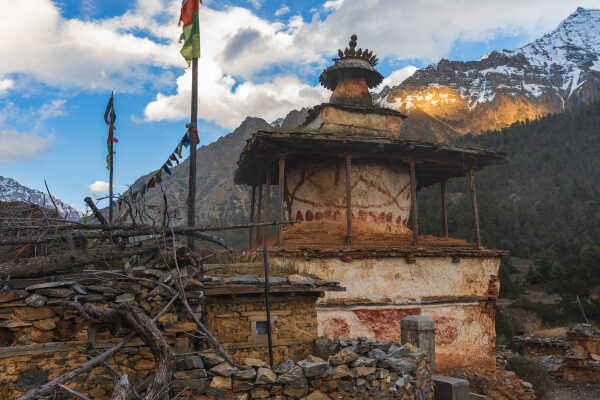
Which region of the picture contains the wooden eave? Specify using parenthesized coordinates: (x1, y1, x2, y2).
(202, 284, 346, 297)
(234, 130, 506, 188)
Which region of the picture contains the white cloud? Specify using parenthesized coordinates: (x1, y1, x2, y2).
(89, 181, 110, 195)
(39, 99, 67, 120)
(323, 0, 344, 10)
(275, 6, 290, 17)
(379, 66, 418, 91)
(0, 78, 14, 93)
(0, 130, 54, 164)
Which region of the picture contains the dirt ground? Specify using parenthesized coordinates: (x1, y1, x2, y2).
(548, 381, 600, 400)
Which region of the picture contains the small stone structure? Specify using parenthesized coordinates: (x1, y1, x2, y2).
(512, 334, 569, 358)
(563, 323, 600, 383)
(235, 35, 508, 371)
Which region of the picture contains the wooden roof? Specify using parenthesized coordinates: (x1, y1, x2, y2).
(234, 130, 506, 188)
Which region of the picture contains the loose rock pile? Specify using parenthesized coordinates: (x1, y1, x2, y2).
(174, 337, 432, 399)
(452, 366, 536, 400)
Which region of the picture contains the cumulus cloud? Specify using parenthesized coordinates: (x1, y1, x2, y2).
(39, 99, 67, 120)
(379, 66, 418, 91)
(323, 0, 344, 10)
(89, 181, 110, 195)
(0, 130, 54, 164)
(0, 78, 14, 93)
(275, 6, 290, 17)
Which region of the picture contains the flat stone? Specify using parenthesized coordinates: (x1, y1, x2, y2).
(201, 351, 225, 367)
(175, 369, 207, 380)
(298, 359, 329, 377)
(388, 345, 410, 358)
(368, 349, 387, 360)
(251, 387, 270, 399)
(209, 376, 231, 390)
(244, 357, 267, 368)
(143, 269, 164, 278)
(25, 294, 47, 308)
(176, 356, 204, 371)
(469, 393, 487, 400)
(25, 281, 75, 290)
(287, 274, 315, 286)
(386, 359, 417, 374)
(16, 368, 48, 391)
(226, 275, 259, 284)
(233, 378, 254, 391)
(255, 367, 277, 384)
(211, 362, 237, 377)
(114, 293, 135, 303)
(0, 290, 27, 303)
(273, 360, 296, 374)
(36, 288, 74, 298)
(157, 313, 178, 325)
(258, 277, 288, 285)
(86, 285, 124, 296)
(352, 357, 376, 367)
(353, 366, 376, 377)
(33, 318, 56, 331)
(284, 385, 308, 398)
(13, 307, 54, 321)
(277, 365, 306, 386)
(0, 320, 32, 328)
(433, 375, 470, 400)
(329, 365, 353, 379)
(234, 368, 257, 380)
(302, 390, 332, 400)
(164, 322, 197, 333)
(329, 348, 358, 365)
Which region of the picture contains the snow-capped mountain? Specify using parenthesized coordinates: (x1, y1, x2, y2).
(0, 176, 82, 220)
(378, 7, 600, 138)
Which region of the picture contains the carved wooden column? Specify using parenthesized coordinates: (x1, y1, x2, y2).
(255, 170, 263, 246)
(345, 155, 352, 246)
(248, 184, 256, 250)
(409, 160, 418, 246)
(469, 169, 481, 249)
(277, 155, 285, 246)
(441, 179, 448, 238)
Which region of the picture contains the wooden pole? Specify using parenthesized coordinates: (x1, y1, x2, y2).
(345, 155, 352, 246)
(277, 155, 285, 246)
(256, 173, 263, 246)
(469, 169, 481, 249)
(410, 160, 418, 246)
(264, 162, 271, 243)
(109, 129, 114, 223)
(248, 184, 256, 250)
(187, 57, 199, 250)
(441, 179, 448, 238)
(263, 245, 274, 367)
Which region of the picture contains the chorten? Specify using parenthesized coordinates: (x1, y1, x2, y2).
(234, 35, 507, 372)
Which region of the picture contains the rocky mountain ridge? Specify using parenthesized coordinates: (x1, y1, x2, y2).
(378, 7, 600, 137)
(0, 176, 81, 220)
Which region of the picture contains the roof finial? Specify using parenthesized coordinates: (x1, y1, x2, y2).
(349, 34, 357, 49)
(334, 34, 379, 67)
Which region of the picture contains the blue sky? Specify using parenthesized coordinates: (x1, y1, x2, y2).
(0, 0, 594, 211)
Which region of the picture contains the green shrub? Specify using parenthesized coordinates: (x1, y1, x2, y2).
(507, 355, 551, 400)
(495, 306, 516, 346)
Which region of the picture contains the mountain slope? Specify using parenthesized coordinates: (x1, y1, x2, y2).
(0, 176, 81, 220)
(378, 7, 600, 137)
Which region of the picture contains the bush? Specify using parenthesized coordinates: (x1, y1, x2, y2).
(509, 299, 567, 327)
(495, 306, 516, 346)
(507, 355, 551, 400)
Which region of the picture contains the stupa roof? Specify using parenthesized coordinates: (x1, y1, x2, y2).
(319, 34, 384, 90)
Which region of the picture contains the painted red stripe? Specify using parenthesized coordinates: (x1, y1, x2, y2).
(179, 0, 200, 26)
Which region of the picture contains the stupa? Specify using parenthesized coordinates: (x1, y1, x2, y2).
(234, 35, 507, 371)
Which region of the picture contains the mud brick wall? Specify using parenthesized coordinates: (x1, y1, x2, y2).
(205, 293, 320, 365)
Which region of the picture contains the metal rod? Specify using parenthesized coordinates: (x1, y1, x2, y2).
(441, 179, 448, 238)
(187, 56, 199, 250)
(345, 155, 352, 246)
(410, 160, 418, 246)
(264, 162, 271, 243)
(277, 155, 285, 246)
(256, 173, 263, 246)
(263, 245, 274, 367)
(469, 169, 481, 249)
(249, 184, 256, 250)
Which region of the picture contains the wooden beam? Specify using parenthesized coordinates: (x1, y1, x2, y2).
(410, 160, 418, 246)
(345, 155, 352, 246)
(256, 172, 263, 246)
(441, 179, 448, 238)
(248, 184, 256, 250)
(469, 169, 481, 249)
(277, 155, 285, 246)
(264, 162, 272, 243)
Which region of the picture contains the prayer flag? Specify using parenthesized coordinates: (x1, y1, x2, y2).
(169, 153, 179, 165)
(179, 0, 201, 65)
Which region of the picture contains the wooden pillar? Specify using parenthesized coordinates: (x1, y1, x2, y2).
(441, 179, 448, 238)
(469, 169, 481, 249)
(277, 155, 285, 246)
(248, 184, 256, 250)
(409, 160, 418, 246)
(187, 57, 199, 250)
(264, 162, 272, 243)
(255, 172, 263, 246)
(345, 155, 352, 246)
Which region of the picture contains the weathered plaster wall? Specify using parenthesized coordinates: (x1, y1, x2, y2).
(274, 256, 500, 303)
(305, 106, 405, 137)
(286, 162, 411, 233)
(271, 255, 501, 371)
(316, 302, 496, 371)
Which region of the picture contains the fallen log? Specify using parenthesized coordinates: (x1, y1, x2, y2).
(0, 244, 158, 278)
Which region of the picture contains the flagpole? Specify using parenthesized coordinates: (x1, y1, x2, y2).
(109, 127, 114, 223)
(187, 54, 198, 250)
